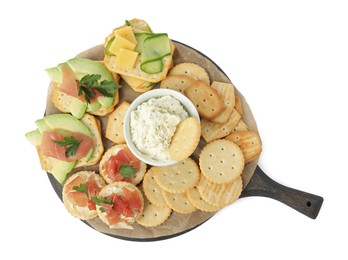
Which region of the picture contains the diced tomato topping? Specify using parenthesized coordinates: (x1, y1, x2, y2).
(103, 147, 140, 182)
(40, 131, 94, 162)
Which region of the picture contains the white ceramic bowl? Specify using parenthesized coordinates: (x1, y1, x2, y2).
(124, 89, 200, 166)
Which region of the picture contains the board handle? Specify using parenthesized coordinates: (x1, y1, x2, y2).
(240, 166, 323, 219)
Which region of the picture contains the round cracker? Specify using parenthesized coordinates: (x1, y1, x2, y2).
(142, 167, 168, 207)
(163, 190, 197, 214)
(136, 196, 172, 227)
(197, 174, 242, 207)
(159, 75, 195, 93)
(168, 117, 201, 161)
(62, 171, 106, 220)
(186, 185, 221, 212)
(99, 144, 146, 185)
(199, 139, 245, 184)
(168, 62, 210, 85)
(154, 157, 200, 193)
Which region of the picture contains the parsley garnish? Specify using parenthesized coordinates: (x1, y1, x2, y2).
(77, 74, 121, 103)
(53, 136, 81, 157)
(119, 164, 137, 178)
(91, 196, 113, 206)
(125, 20, 131, 26)
(73, 183, 87, 194)
(91, 196, 113, 213)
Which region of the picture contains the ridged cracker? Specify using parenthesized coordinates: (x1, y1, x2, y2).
(210, 81, 235, 123)
(136, 195, 172, 227)
(106, 101, 130, 144)
(201, 109, 241, 143)
(168, 117, 201, 161)
(225, 131, 262, 163)
(160, 75, 195, 93)
(163, 190, 197, 214)
(199, 139, 244, 184)
(168, 62, 210, 85)
(142, 167, 168, 207)
(197, 174, 243, 207)
(154, 157, 200, 193)
(187, 185, 221, 212)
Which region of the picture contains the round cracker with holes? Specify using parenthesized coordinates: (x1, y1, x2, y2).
(163, 190, 197, 214)
(197, 174, 243, 207)
(154, 157, 200, 193)
(199, 139, 245, 184)
(159, 75, 195, 93)
(168, 62, 210, 85)
(136, 195, 172, 227)
(142, 167, 168, 207)
(168, 117, 201, 161)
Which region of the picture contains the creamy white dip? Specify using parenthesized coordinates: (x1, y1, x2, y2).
(130, 95, 188, 161)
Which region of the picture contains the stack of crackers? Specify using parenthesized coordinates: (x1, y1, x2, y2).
(104, 62, 262, 228)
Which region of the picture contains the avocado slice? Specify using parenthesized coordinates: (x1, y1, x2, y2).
(35, 119, 50, 133)
(68, 98, 88, 119)
(50, 158, 77, 184)
(88, 101, 101, 112)
(45, 63, 64, 83)
(25, 129, 42, 145)
(97, 96, 114, 109)
(43, 114, 91, 136)
(67, 58, 113, 81)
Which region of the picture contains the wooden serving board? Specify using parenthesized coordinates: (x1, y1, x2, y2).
(46, 41, 323, 241)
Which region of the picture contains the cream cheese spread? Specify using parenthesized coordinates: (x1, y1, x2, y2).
(130, 95, 188, 161)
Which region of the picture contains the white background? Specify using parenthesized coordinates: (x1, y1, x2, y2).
(1, 0, 347, 259)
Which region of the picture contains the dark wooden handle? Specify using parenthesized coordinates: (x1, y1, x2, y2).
(241, 166, 323, 219)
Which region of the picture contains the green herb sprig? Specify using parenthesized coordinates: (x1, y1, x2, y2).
(119, 164, 137, 178)
(77, 74, 121, 103)
(53, 136, 81, 157)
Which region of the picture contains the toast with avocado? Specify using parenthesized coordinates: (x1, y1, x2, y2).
(103, 19, 175, 92)
(46, 58, 121, 118)
(25, 113, 104, 183)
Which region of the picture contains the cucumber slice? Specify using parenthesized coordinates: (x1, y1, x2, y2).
(105, 36, 116, 56)
(134, 33, 154, 53)
(140, 34, 171, 74)
(141, 59, 163, 74)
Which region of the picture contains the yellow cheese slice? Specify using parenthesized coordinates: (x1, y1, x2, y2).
(114, 26, 137, 44)
(108, 34, 136, 56)
(115, 48, 139, 69)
